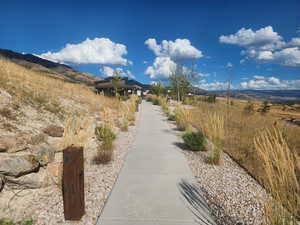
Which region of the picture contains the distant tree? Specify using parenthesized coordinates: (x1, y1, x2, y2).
(282, 104, 287, 111)
(151, 82, 164, 96)
(169, 65, 195, 102)
(206, 94, 217, 103)
(244, 100, 255, 114)
(111, 72, 122, 97)
(260, 101, 271, 114)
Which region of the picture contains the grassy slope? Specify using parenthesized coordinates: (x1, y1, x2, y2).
(0, 57, 121, 136)
(0, 49, 102, 85)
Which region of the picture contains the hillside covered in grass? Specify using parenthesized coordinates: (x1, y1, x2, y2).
(0, 49, 102, 85)
(0, 56, 139, 224)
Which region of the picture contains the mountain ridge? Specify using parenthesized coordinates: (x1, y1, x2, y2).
(0, 48, 101, 85)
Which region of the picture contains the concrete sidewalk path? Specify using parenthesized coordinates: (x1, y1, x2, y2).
(97, 101, 215, 225)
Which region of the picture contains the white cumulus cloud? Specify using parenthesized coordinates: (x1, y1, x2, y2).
(219, 26, 284, 50)
(145, 38, 203, 61)
(197, 81, 231, 90)
(100, 66, 135, 79)
(271, 47, 300, 66)
(199, 76, 300, 90)
(288, 37, 300, 47)
(253, 75, 265, 79)
(39, 38, 130, 65)
(240, 76, 300, 90)
(220, 26, 300, 67)
(226, 62, 233, 68)
(145, 56, 177, 79)
(101, 66, 115, 77)
(145, 38, 203, 80)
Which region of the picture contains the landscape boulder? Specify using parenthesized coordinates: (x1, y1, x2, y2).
(43, 125, 64, 137)
(31, 143, 55, 166)
(0, 154, 39, 177)
(0, 135, 28, 153)
(28, 133, 48, 145)
(5, 168, 54, 189)
(0, 142, 7, 152)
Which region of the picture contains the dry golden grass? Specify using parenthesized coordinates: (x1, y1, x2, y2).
(254, 126, 300, 224)
(183, 96, 300, 221)
(60, 116, 94, 149)
(0, 56, 138, 158)
(101, 107, 115, 129)
(174, 105, 192, 131)
(93, 125, 116, 164)
(0, 57, 122, 119)
(122, 95, 139, 123)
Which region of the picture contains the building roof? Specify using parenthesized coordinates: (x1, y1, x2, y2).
(95, 77, 142, 89)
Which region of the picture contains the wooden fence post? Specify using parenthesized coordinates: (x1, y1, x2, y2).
(62, 146, 85, 220)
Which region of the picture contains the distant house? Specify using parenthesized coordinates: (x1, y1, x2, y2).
(95, 77, 142, 96)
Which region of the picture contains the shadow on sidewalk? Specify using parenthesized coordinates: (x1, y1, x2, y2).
(177, 179, 217, 225)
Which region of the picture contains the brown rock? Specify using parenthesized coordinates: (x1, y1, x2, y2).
(0, 135, 28, 153)
(0, 154, 39, 177)
(0, 143, 7, 152)
(43, 125, 64, 137)
(28, 133, 48, 145)
(5, 168, 54, 189)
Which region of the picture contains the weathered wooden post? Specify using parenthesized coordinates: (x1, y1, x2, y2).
(62, 146, 85, 220)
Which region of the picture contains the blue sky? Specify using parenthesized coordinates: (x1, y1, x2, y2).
(1, 0, 300, 90)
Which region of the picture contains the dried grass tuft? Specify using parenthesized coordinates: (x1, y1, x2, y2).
(60, 116, 93, 149)
(254, 126, 300, 223)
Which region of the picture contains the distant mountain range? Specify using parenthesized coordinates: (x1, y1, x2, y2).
(201, 89, 300, 104)
(0, 49, 102, 85)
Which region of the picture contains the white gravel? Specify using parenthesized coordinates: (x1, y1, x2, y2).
(183, 148, 268, 225)
(39, 114, 139, 225)
(0, 111, 140, 225)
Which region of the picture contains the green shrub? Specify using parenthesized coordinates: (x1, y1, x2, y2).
(182, 131, 205, 151)
(206, 95, 216, 103)
(94, 126, 115, 164)
(0, 219, 14, 225)
(93, 138, 114, 164)
(260, 101, 271, 114)
(207, 147, 221, 165)
(146, 96, 152, 102)
(152, 98, 159, 105)
(120, 95, 129, 101)
(168, 114, 176, 121)
(120, 119, 129, 132)
(21, 219, 34, 225)
(0, 218, 34, 225)
(137, 97, 142, 104)
(244, 100, 255, 114)
(161, 103, 169, 114)
(95, 126, 116, 142)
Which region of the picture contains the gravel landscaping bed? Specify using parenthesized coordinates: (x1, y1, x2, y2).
(41, 116, 139, 225)
(0, 112, 139, 225)
(183, 148, 268, 225)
